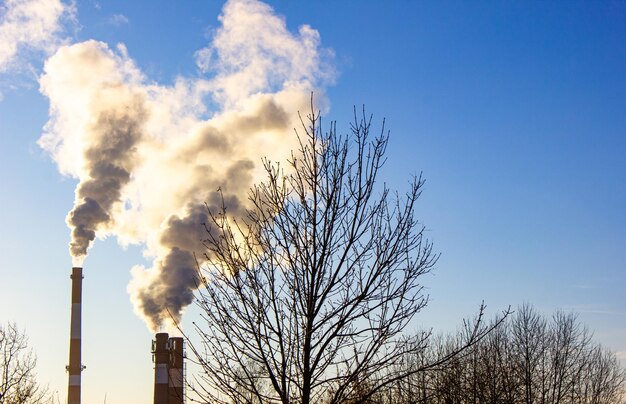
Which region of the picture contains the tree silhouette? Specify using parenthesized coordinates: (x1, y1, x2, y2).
(377, 305, 626, 404)
(0, 322, 51, 404)
(188, 105, 502, 404)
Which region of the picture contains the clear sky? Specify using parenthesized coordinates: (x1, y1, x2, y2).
(1, 1, 625, 403)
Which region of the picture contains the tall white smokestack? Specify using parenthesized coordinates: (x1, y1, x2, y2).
(67, 267, 84, 404)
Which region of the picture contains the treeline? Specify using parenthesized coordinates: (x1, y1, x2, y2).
(363, 305, 626, 404)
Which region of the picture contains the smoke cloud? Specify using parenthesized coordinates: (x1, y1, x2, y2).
(0, 0, 74, 76)
(40, 40, 148, 264)
(39, 0, 334, 331)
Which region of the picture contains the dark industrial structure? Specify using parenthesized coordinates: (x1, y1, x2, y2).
(64, 266, 185, 403)
(153, 333, 185, 404)
(67, 267, 84, 404)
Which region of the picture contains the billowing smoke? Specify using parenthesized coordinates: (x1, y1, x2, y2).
(66, 94, 148, 260)
(39, 0, 334, 331)
(40, 40, 149, 265)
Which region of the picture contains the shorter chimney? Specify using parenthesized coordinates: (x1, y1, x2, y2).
(168, 337, 184, 404)
(152, 333, 185, 404)
(153, 333, 169, 404)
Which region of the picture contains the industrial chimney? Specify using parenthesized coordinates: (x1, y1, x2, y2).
(67, 267, 84, 404)
(153, 333, 185, 404)
(168, 337, 184, 404)
(153, 333, 169, 404)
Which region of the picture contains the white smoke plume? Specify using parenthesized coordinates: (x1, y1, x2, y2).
(39, 40, 148, 263)
(39, 0, 334, 332)
(0, 0, 74, 73)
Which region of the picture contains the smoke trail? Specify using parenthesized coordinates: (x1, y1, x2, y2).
(68, 100, 147, 260)
(127, 96, 302, 331)
(130, 191, 248, 330)
(39, 0, 334, 331)
(40, 41, 148, 265)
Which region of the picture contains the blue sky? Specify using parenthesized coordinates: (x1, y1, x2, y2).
(1, 1, 625, 402)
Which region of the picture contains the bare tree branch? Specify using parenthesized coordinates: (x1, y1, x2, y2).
(0, 322, 52, 404)
(184, 104, 510, 404)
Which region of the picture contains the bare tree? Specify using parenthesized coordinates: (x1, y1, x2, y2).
(384, 305, 626, 404)
(0, 322, 51, 404)
(188, 106, 502, 404)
